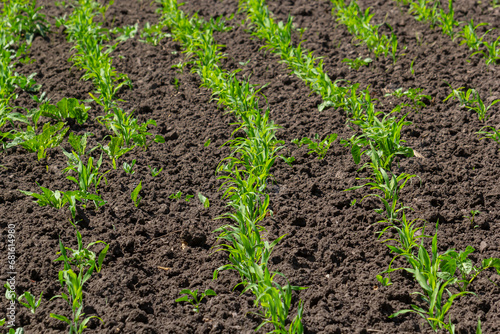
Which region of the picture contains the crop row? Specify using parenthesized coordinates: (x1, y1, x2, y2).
(149, 0, 307, 332)
(0, 0, 165, 332)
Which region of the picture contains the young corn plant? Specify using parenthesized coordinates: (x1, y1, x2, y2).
(291, 133, 337, 159)
(444, 87, 500, 121)
(140, 22, 171, 46)
(5, 283, 43, 314)
(390, 229, 474, 333)
(51, 229, 108, 333)
(122, 159, 136, 174)
(131, 181, 142, 207)
(346, 150, 416, 223)
(148, 165, 163, 177)
(476, 36, 500, 66)
(342, 57, 372, 70)
(175, 288, 216, 313)
(385, 87, 430, 111)
(458, 20, 491, 52)
(63, 153, 108, 210)
(98, 107, 163, 149)
(464, 210, 480, 228)
(99, 135, 133, 169)
(436, 0, 458, 40)
(477, 126, 500, 149)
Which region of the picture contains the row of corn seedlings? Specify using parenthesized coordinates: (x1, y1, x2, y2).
(148, 0, 306, 332)
(239, 1, 500, 332)
(0, 2, 50, 332)
(0, 0, 49, 151)
(330, 0, 405, 64)
(442, 83, 500, 150)
(393, 0, 500, 66)
(57, 0, 163, 148)
(0, 1, 111, 333)
(5, 0, 143, 331)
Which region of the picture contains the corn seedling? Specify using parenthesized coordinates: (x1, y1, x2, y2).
(175, 288, 216, 313)
(197, 192, 210, 208)
(5, 283, 42, 314)
(99, 135, 133, 169)
(408, 0, 439, 27)
(458, 20, 491, 52)
(477, 36, 500, 65)
(99, 107, 163, 149)
(63, 153, 109, 211)
(19, 184, 104, 220)
(342, 57, 372, 70)
(444, 87, 499, 121)
(169, 191, 183, 200)
(376, 212, 429, 286)
(291, 133, 337, 159)
(140, 22, 171, 46)
(385, 87, 430, 111)
(443, 85, 474, 108)
(463, 210, 480, 228)
(346, 154, 416, 223)
(19, 184, 69, 210)
(110, 23, 139, 42)
(51, 230, 108, 333)
(148, 165, 163, 177)
(122, 159, 136, 174)
(390, 230, 474, 333)
(477, 126, 500, 148)
(436, 0, 458, 40)
(346, 111, 415, 169)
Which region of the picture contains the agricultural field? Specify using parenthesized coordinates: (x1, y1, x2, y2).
(1, 0, 500, 333)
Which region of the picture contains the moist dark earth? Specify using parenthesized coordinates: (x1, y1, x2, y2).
(1, 0, 500, 333)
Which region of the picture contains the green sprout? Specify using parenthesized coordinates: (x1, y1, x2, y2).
(291, 133, 337, 159)
(175, 288, 216, 313)
(341, 57, 372, 70)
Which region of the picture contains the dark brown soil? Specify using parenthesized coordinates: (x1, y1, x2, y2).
(1, 0, 499, 333)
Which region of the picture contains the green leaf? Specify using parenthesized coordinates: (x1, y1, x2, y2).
(131, 181, 142, 207)
(351, 144, 361, 164)
(50, 313, 71, 325)
(175, 295, 190, 303)
(197, 193, 210, 208)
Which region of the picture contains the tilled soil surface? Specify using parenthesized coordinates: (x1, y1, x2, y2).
(1, 0, 499, 333)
